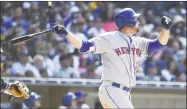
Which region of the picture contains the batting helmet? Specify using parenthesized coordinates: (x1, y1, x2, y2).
(114, 8, 140, 29)
(24, 92, 41, 108)
(74, 90, 86, 99)
(61, 92, 76, 107)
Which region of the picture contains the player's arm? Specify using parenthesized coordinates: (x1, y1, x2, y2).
(66, 33, 83, 49)
(147, 16, 172, 54)
(65, 33, 95, 53)
(52, 25, 90, 51)
(52, 25, 108, 53)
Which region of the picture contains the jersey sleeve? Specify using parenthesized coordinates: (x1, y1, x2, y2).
(136, 37, 152, 56)
(88, 35, 112, 54)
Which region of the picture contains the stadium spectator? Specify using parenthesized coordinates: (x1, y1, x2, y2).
(53, 41, 70, 70)
(64, 5, 82, 31)
(32, 54, 53, 78)
(53, 54, 79, 78)
(78, 55, 89, 74)
(10, 50, 35, 77)
(59, 92, 77, 109)
(24, 92, 41, 109)
(144, 62, 161, 81)
(136, 67, 145, 81)
(71, 18, 88, 41)
(80, 61, 100, 79)
(35, 40, 55, 72)
(74, 90, 90, 109)
(87, 17, 105, 38)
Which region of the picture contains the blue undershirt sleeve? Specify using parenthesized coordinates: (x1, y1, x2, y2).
(79, 40, 95, 53)
(147, 39, 165, 55)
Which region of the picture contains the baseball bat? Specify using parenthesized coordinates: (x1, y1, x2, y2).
(10, 29, 52, 45)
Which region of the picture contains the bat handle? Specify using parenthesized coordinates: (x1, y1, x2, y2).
(30, 29, 52, 36)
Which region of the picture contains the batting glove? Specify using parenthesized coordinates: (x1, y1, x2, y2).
(52, 24, 68, 36)
(161, 16, 172, 30)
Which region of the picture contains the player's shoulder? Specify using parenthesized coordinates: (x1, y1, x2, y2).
(132, 36, 151, 42)
(90, 31, 119, 42)
(100, 31, 117, 36)
(99, 31, 118, 38)
(132, 36, 144, 40)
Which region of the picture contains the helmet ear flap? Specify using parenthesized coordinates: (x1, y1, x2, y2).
(114, 15, 125, 30)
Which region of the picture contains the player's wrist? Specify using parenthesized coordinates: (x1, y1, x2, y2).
(162, 24, 171, 30)
(162, 27, 170, 31)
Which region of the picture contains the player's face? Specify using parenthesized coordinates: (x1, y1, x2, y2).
(133, 21, 140, 33)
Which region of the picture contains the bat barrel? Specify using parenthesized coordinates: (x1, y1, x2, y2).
(11, 35, 32, 45)
(10, 29, 52, 45)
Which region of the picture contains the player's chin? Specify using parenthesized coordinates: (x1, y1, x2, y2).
(133, 27, 140, 33)
(136, 28, 140, 32)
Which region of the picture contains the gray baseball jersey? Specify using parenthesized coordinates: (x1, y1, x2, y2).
(89, 31, 150, 87)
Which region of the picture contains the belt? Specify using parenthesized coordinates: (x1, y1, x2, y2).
(112, 82, 131, 92)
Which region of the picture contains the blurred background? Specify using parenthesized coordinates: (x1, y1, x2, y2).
(0, 1, 186, 109)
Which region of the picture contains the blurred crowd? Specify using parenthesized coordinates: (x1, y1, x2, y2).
(1, 1, 186, 82)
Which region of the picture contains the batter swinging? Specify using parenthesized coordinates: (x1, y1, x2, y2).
(52, 8, 172, 108)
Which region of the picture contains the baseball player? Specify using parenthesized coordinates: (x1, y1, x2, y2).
(1, 47, 30, 99)
(52, 8, 172, 108)
(74, 90, 90, 109)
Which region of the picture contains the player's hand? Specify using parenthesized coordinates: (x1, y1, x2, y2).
(52, 24, 68, 35)
(9, 81, 30, 99)
(161, 16, 172, 30)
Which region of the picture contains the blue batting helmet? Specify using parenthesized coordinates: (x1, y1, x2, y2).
(61, 92, 76, 107)
(74, 90, 87, 99)
(24, 92, 41, 108)
(114, 8, 140, 29)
